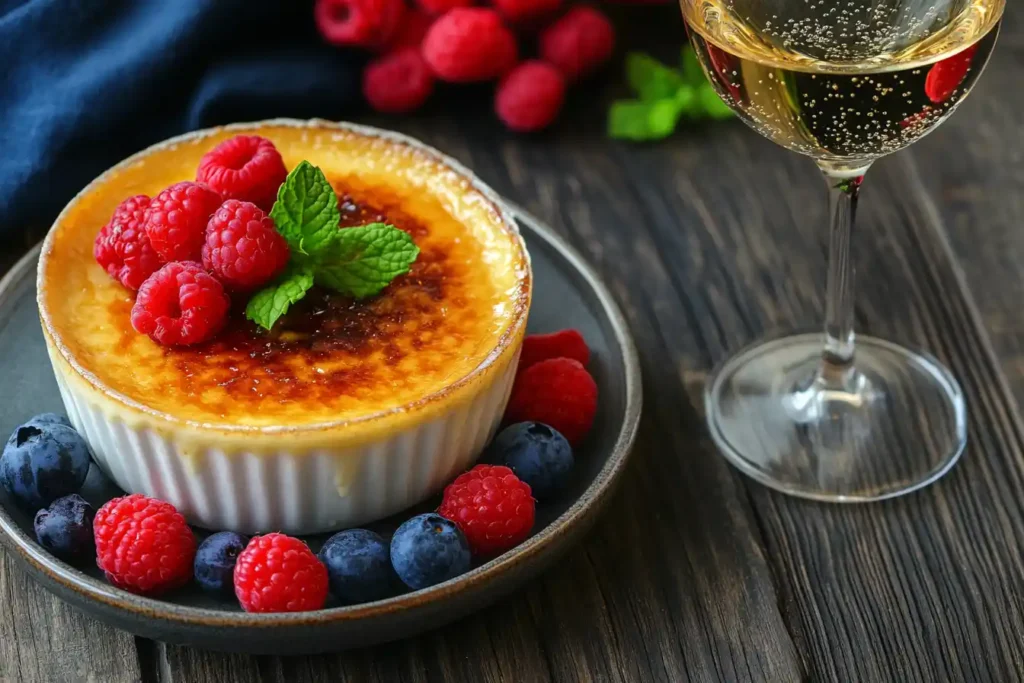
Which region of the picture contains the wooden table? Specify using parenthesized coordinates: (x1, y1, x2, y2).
(3, 6, 1024, 683)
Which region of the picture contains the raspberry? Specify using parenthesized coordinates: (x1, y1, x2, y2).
(363, 48, 435, 114)
(493, 0, 561, 23)
(495, 61, 566, 132)
(315, 0, 406, 50)
(196, 135, 288, 212)
(234, 533, 329, 613)
(143, 181, 223, 262)
(388, 7, 433, 50)
(414, 0, 472, 15)
(519, 329, 590, 371)
(539, 7, 615, 81)
(422, 8, 518, 83)
(505, 358, 597, 446)
(93, 194, 163, 290)
(925, 44, 980, 104)
(93, 494, 196, 595)
(438, 465, 535, 556)
(131, 262, 230, 346)
(201, 200, 290, 291)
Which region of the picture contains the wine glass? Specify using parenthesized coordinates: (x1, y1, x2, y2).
(680, 0, 1005, 501)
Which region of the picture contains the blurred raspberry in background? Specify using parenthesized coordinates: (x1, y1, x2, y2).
(314, 0, 625, 131)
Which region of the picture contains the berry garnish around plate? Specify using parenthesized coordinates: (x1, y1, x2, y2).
(518, 328, 591, 371)
(0, 416, 91, 510)
(234, 533, 329, 613)
(438, 464, 535, 557)
(33, 493, 95, 563)
(319, 528, 394, 603)
(390, 513, 472, 590)
(487, 422, 573, 501)
(94, 494, 197, 596)
(194, 531, 249, 595)
(505, 356, 598, 446)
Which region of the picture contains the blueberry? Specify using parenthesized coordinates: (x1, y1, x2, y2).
(486, 422, 573, 501)
(319, 529, 393, 603)
(194, 531, 248, 595)
(390, 514, 471, 590)
(0, 417, 91, 510)
(33, 494, 94, 562)
(25, 413, 72, 429)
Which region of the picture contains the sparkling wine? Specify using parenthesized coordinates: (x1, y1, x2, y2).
(682, 0, 1005, 161)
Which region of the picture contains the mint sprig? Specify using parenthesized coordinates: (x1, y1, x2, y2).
(245, 267, 315, 330)
(245, 163, 420, 331)
(608, 47, 735, 142)
(270, 160, 341, 257)
(314, 223, 420, 299)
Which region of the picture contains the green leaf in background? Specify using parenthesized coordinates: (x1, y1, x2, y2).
(608, 47, 736, 141)
(608, 99, 684, 141)
(626, 52, 686, 101)
(681, 46, 705, 85)
(674, 85, 699, 118)
(245, 266, 315, 331)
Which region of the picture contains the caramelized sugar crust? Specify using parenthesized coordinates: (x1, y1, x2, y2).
(39, 124, 528, 428)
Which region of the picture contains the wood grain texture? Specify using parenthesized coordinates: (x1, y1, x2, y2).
(5, 4, 1024, 682)
(0, 552, 142, 683)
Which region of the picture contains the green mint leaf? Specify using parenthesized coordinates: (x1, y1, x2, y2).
(626, 52, 686, 101)
(681, 46, 705, 85)
(675, 85, 699, 118)
(697, 84, 736, 120)
(314, 223, 419, 299)
(608, 99, 684, 141)
(245, 267, 315, 331)
(270, 161, 340, 257)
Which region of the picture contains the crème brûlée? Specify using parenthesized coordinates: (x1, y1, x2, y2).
(37, 120, 531, 534)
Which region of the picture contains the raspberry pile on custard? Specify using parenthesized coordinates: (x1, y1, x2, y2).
(196, 135, 288, 211)
(202, 200, 290, 291)
(143, 181, 223, 262)
(130, 261, 231, 346)
(93, 194, 162, 290)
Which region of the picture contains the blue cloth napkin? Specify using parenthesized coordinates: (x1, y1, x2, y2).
(0, 0, 362, 242)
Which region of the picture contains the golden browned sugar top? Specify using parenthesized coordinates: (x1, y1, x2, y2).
(40, 123, 528, 427)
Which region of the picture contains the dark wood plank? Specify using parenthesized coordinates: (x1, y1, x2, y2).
(0, 551, 143, 683)
(580, 37, 1024, 681)
(912, 5, 1024, 403)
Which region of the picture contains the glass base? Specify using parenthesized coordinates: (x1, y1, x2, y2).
(706, 333, 967, 502)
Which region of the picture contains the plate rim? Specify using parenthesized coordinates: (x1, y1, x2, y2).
(0, 205, 642, 630)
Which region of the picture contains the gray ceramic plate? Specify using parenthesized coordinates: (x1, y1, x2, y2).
(0, 206, 641, 655)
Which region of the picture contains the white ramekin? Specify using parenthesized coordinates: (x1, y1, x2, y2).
(37, 120, 531, 535)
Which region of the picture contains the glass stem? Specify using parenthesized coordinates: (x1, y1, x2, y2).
(818, 161, 871, 379)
